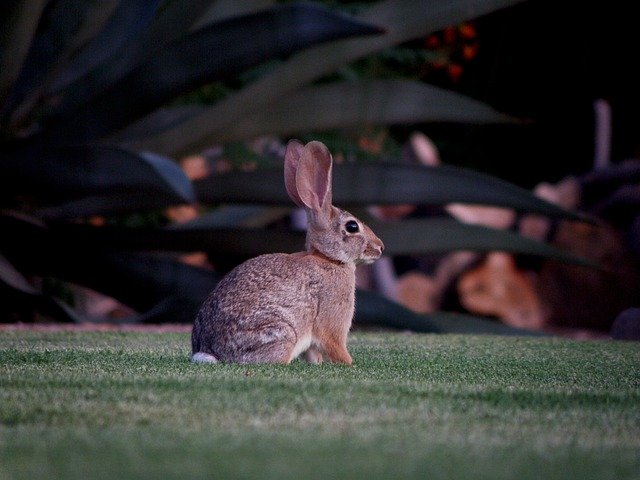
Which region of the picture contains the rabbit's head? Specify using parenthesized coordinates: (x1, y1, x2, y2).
(284, 140, 384, 265)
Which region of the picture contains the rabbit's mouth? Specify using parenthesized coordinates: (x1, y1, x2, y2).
(357, 257, 378, 265)
(358, 242, 384, 264)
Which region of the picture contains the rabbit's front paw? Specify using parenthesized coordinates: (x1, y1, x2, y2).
(303, 347, 323, 364)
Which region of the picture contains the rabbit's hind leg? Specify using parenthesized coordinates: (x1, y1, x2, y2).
(234, 321, 298, 364)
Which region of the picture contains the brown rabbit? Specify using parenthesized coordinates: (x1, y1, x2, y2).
(191, 140, 384, 364)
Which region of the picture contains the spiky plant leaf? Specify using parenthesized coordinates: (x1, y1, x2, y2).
(48, 0, 163, 94)
(36, 217, 594, 267)
(121, 80, 515, 145)
(38, 3, 383, 144)
(0, 213, 220, 323)
(0, 0, 48, 104)
(1, 146, 195, 210)
(193, 164, 585, 220)
(132, 0, 527, 156)
(355, 289, 543, 336)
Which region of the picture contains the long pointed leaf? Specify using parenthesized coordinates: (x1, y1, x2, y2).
(0, 0, 103, 123)
(355, 289, 543, 335)
(0, 0, 48, 105)
(36, 192, 188, 221)
(47, 218, 594, 266)
(53, 1, 121, 62)
(39, 3, 383, 144)
(47, 0, 162, 93)
(202, 80, 515, 144)
(6, 1, 124, 125)
(47, 0, 215, 120)
(0, 146, 195, 206)
(0, 251, 39, 295)
(194, 164, 585, 220)
(2, 238, 210, 323)
(133, 0, 526, 156)
(0, 283, 85, 323)
(191, 0, 276, 30)
(0, 213, 220, 322)
(373, 219, 596, 266)
(0, 251, 84, 323)
(165, 205, 291, 229)
(109, 105, 206, 143)
(0, 212, 551, 331)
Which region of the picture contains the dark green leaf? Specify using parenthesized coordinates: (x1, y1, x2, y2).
(0, 251, 39, 295)
(355, 289, 544, 336)
(39, 223, 305, 257)
(39, 3, 383, 144)
(209, 80, 516, 143)
(0, 251, 84, 323)
(36, 192, 186, 221)
(191, 0, 276, 30)
(134, 0, 526, 156)
(48, 0, 162, 93)
(0, 284, 85, 323)
(69, 252, 217, 318)
(109, 106, 206, 143)
(0, 212, 554, 330)
(0, 0, 48, 104)
(373, 219, 597, 266)
(194, 164, 586, 220)
(0, 0, 100, 123)
(0, 146, 195, 208)
(47, 0, 216, 121)
(166, 205, 291, 229)
(45, 218, 595, 266)
(0, 212, 219, 322)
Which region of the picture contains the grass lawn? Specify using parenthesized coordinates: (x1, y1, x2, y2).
(0, 330, 638, 480)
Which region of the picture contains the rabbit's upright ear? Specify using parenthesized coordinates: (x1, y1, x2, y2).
(295, 141, 333, 217)
(284, 139, 305, 207)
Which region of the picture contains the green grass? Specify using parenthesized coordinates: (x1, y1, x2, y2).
(0, 331, 638, 480)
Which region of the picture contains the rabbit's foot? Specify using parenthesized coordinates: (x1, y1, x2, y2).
(191, 352, 218, 364)
(320, 340, 352, 365)
(303, 347, 324, 364)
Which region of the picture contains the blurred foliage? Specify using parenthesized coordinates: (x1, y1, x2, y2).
(0, 0, 591, 332)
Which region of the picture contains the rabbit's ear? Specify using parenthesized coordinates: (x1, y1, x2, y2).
(284, 139, 305, 207)
(296, 141, 333, 216)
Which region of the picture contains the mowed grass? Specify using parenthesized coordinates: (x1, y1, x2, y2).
(0, 330, 638, 480)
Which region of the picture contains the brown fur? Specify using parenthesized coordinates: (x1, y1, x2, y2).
(192, 141, 383, 364)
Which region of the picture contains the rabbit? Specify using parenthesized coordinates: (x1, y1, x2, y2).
(191, 140, 384, 365)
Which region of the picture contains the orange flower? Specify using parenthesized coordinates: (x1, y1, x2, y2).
(447, 63, 463, 82)
(425, 34, 440, 49)
(443, 26, 456, 44)
(358, 137, 383, 154)
(458, 22, 476, 39)
(463, 44, 479, 61)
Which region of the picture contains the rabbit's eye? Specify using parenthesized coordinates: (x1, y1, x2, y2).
(345, 220, 359, 233)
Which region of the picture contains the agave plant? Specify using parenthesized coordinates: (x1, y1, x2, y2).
(0, 0, 588, 332)
(0, 0, 385, 322)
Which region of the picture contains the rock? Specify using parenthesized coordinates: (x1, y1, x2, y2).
(611, 308, 640, 340)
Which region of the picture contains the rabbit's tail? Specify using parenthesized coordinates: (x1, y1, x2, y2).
(191, 352, 218, 364)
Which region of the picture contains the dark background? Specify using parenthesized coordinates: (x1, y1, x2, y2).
(419, 0, 639, 188)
